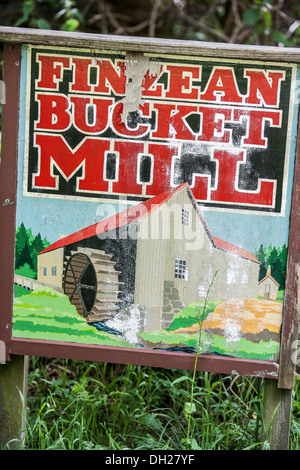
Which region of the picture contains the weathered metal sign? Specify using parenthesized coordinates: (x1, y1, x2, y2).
(1, 29, 300, 385)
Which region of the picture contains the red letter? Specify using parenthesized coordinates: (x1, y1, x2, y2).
(244, 70, 285, 107)
(112, 102, 151, 138)
(35, 93, 70, 131)
(211, 148, 275, 207)
(111, 140, 145, 195)
(201, 68, 243, 104)
(233, 108, 281, 147)
(198, 106, 232, 143)
(142, 69, 163, 98)
(34, 134, 110, 192)
(144, 143, 179, 196)
(70, 96, 113, 134)
(152, 103, 198, 140)
(94, 60, 126, 95)
(71, 58, 93, 92)
(165, 65, 200, 100)
(36, 55, 70, 90)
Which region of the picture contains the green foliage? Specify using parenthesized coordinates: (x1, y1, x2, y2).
(10, 0, 82, 32)
(254, 243, 287, 290)
(14, 284, 31, 297)
(15, 222, 50, 277)
(0, 1, 299, 47)
(2, 356, 297, 450)
(1, 357, 261, 450)
(166, 300, 221, 331)
(15, 262, 36, 279)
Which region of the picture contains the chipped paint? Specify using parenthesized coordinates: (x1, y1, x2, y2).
(121, 52, 161, 122)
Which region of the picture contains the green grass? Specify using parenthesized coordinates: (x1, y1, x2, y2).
(9, 286, 296, 450)
(139, 329, 279, 360)
(13, 287, 280, 359)
(2, 356, 300, 450)
(165, 300, 221, 331)
(14, 284, 31, 298)
(139, 299, 280, 361)
(277, 290, 285, 301)
(13, 287, 136, 348)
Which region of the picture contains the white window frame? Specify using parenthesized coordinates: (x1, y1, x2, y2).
(175, 258, 188, 280)
(181, 208, 190, 227)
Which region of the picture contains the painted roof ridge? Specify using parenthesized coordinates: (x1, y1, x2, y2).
(39, 183, 259, 265)
(212, 236, 260, 264)
(183, 185, 215, 245)
(258, 274, 280, 286)
(183, 186, 259, 264)
(39, 183, 189, 254)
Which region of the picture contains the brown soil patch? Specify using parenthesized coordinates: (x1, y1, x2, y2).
(174, 298, 283, 339)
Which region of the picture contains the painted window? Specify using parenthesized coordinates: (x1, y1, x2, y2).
(175, 258, 188, 280)
(226, 262, 239, 284)
(51, 266, 57, 276)
(43, 267, 47, 276)
(181, 209, 190, 227)
(241, 270, 249, 284)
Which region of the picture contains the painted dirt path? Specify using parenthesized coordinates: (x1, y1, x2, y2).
(173, 298, 283, 343)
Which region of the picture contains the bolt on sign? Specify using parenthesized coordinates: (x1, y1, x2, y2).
(0, 28, 299, 386)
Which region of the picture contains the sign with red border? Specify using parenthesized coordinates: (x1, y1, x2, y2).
(0, 28, 299, 387)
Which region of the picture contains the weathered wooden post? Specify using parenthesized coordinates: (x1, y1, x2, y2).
(262, 129, 300, 449)
(0, 27, 299, 449)
(0, 356, 29, 449)
(263, 379, 293, 450)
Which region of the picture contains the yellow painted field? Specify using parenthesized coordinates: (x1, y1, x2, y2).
(172, 298, 283, 342)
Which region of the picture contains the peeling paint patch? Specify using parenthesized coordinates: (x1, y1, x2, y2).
(121, 52, 161, 122)
(231, 366, 278, 378)
(252, 367, 279, 378)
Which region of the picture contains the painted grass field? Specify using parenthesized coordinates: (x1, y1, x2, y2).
(13, 286, 136, 348)
(140, 297, 282, 361)
(10, 286, 300, 451)
(13, 286, 282, 361)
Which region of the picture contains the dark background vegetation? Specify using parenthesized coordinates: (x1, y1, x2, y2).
(0, 0, 299, 47)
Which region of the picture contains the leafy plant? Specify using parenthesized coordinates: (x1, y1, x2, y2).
(0, 1, 299, 47)
(171, 270, 219, 450)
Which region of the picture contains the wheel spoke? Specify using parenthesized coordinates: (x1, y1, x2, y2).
(79, 259, 90, 282)
(69, 261, 79, 283)
(69, 285, 77, 302)
(79, 284, 97, 290)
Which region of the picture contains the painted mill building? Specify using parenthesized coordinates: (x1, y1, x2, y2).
(37, 183, 260, 333)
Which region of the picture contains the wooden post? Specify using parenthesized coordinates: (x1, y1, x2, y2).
(0, 355, 29, 449)
(263, 378, 293, 450)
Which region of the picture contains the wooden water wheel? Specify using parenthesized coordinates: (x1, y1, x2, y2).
(62, 247, 123, 323)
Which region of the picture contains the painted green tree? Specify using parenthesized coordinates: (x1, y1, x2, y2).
(254, 243, 287, 291)
(15, 222, 50, 278)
